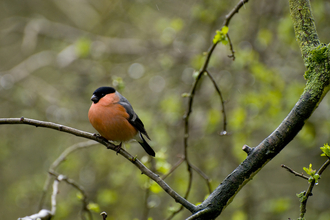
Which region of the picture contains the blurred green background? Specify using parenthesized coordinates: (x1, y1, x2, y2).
(0, 0, 330, 219)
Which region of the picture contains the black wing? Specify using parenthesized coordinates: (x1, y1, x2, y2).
(117, 92, 150, 140)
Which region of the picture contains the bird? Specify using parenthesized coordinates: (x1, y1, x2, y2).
(88, 86, 155, 157)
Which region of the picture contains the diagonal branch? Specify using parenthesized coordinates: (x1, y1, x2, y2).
(193, 90, 324, 219)
(0, 117, 197, 213)
(281, 164, 309, 180)
(223, 0, 249, 27)
(185, 0, 330, 219)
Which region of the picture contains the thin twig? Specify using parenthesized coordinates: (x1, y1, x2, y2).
(281, 164, 309, 180)
(49, 171, 93, 219)
(51, 140, 99, 170)
(190, 163, 213, 194)
(18, 174, 67, 220)
(299, 159, 330, 218)
(50, 177, 60, 215)
(161, 156, 185, 180)
(165, 206, 184, 220)
(166, 161, 194, 220)
(170, 1, 252, 218)
(226, 33, 235, 60)
(143, 157, 157, 220)
(173, 44, 218, 219)
(205, 70, 227, 133)
(142, 184, 151, 220)
(222, 0, 250, 61)
(100, 212, 108, 220)
(317, 157, 330, 174)
(165, 159, 214, 220)
(39, 140, 98, 209)
(223, 0, 250, 27)
(18, 209, 52, 219)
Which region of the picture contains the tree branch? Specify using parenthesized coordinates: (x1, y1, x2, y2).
(0, 117, 197, 213)
(299, 159, 330, 218)
(186, 0, 330, 218)
(281, 164, 309, 180)
(288, 0, 320, 59)
(192, 91, 324, 219)
(49, 171, 92, 219)
(205, 70, 227, 133)
(39, 141, 98, 210)
(223, 0, 249, 27)
(18, 175, 62, 220)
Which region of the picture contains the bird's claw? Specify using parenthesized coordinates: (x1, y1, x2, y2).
(114, 143, 122, 155)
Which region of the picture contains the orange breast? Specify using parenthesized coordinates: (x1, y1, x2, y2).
(88, 96, 137, 142)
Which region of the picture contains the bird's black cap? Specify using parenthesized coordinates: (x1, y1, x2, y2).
(91, 87, 116, 103)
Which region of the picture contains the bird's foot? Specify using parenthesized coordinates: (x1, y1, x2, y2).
(114, 142, 122, 155)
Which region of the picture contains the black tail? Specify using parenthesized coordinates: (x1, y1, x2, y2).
(139, 134, 155, 157)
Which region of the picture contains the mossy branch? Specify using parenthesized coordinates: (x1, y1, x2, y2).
(289, 0, 330, 103)
(188, 0, 330, 219)
(289, 0, 320, 59)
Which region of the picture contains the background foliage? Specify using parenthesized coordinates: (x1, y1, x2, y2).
(0, 0, 330, 219)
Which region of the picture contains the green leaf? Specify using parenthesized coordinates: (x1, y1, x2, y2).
(303, 163, 315, 176)
(193, 70, 200, 79)
(320, 143, 330, 157)
(112, 77, 125, 91)
(232, 210, 247, 220)
(156, 159, 171, 174)
(149, 181, 162, 194)
(97, 189, 118, 205)
(222, 26, 229, 34)
(222, 38, 229, 45)
(257, 29, 273, 46)
(87, 202, 100, 213)
(296, 191, 306, 202)
(268, 198, 291, 213)
(75, 37, 91, 58)
(314, 174, 320, 182)
(303, 164, 320, 183)
(76, 192, 83, 200)
(170, 18, 184, 31)
(212, 26, 229, 44)
(181, 93, 191, 97)
(308, 176, 314, 183)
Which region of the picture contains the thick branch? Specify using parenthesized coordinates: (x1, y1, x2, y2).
(187, 0, 330, 218)
(289, 0, 320, 59)
(192, 91, 322, 219)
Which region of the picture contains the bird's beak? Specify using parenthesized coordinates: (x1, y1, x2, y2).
(91, 94, 99, 103)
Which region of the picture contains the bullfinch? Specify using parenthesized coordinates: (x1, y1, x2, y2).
(88, 86, 155, 157)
